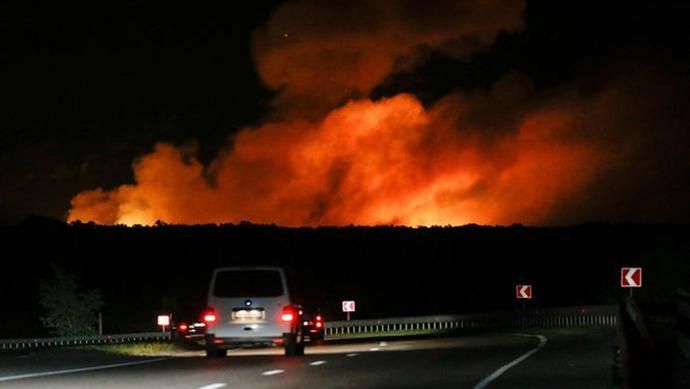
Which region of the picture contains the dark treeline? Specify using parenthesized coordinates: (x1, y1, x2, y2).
(1, 218, 689, 338)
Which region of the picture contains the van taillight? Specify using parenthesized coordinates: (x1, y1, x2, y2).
(281, 306, 295, 322)
(202, 308, 217, 323)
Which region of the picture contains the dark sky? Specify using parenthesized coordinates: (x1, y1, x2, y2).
(1, 1, 689, 224)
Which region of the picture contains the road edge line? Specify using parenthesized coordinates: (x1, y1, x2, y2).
(473, 333, 548, 389)
(261, 369, 285, 376)
(0, 357, 169, 382)
(197, 384, 227, 389)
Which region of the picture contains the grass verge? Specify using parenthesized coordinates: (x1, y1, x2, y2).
(86, 342, 190, 356)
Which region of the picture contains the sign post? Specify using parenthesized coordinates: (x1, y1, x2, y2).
(342, 300, 355, 321)
(621, 267, 642, 297)
(157, 314, 171, 332)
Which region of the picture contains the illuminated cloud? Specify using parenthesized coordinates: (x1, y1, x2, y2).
(252, 0, 525, 115)
(67, 1, 690, 226)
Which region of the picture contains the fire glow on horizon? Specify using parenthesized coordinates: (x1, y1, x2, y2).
(67, 0, 626, 227)
(67, 91, 604, 227)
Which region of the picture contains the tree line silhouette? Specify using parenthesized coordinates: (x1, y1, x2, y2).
(1, 217, 688, 338)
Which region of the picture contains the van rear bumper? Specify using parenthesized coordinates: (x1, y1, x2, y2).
(206, 334, 285, 348)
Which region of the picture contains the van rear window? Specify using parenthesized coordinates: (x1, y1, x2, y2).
(213, 270, 284, 297)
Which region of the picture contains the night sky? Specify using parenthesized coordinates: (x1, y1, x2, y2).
(2, 1, 690, 225)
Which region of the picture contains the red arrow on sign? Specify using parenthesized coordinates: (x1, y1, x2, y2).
(516, 285, 532, 299)
(621, 267, 642, 288)
(342, 301, 356, 312)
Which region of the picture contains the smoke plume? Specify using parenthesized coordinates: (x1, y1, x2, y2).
(252, 0, 524, 115)
(67, 0, 690, 226)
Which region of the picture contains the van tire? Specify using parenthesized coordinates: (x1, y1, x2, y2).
(284, 333, 304, 356)
(206, 346, 226, 358)
(297, 339, 305, 356)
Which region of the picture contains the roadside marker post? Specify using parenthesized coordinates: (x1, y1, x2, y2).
(516, 285, 532, 299)
(621, 267, 642, 297)
(342, 300, 356, 321)
(157, 314, 170, 332)
(516, 284, 532, 310)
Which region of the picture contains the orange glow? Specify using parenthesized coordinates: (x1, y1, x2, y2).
(251, 0, 524, 113)
(65, 0, 613, 227)
(67, 91, 605, 227)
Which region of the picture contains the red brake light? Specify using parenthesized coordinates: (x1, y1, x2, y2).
(281, 305, 296, 322)
(316, 315, 322, 321)
(315, 322, 323, 328)
(202, 308, 217, 323)
(179, 322, 188, 332)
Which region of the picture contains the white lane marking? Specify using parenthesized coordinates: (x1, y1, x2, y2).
(197, 384, 226, 389)
(473, 334, 548, 389)
(261, 369, 285, 376)
(0, 358, 168, 382)
(379, 342, 387, 346)
(369, 347, 380, 351)
(346, 353, 358, 357)
(309, 360, 327, 366)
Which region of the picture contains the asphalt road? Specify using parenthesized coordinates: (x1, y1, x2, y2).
(0, 328, 615, 388)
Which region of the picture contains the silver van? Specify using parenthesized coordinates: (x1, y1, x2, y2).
(202, 266, 305, 357)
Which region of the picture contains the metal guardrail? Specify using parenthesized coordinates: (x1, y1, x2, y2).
(0, 332, 170, 350)
(325, 305, 617, 337)
(0, 305, 618, 350)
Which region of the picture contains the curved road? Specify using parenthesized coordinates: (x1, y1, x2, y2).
(0, 328, 614, 388)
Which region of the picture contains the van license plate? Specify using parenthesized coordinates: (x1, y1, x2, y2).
(232, 309, 265, 321)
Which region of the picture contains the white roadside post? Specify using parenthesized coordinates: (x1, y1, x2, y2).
(342, 300, 356, 321)
(157, 314, 171, 333)
(620, 267, 642, 297)
(516, 284, 533, 310)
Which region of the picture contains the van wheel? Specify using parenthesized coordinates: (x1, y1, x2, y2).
(284, 333, 304, 356)
(206, 346, 227, 358)
(297, 339, 305, 356)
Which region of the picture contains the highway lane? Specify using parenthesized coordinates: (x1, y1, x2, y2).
(0, 328, 615, 388)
